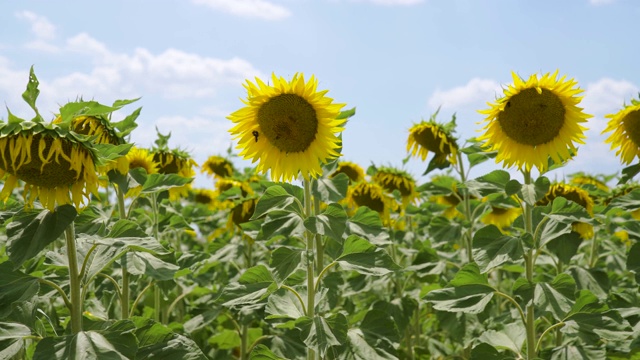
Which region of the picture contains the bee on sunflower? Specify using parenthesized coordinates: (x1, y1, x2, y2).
(150, 129, 197, 201)
(478, 71, 591, 173)
(228, 73, 349, 182)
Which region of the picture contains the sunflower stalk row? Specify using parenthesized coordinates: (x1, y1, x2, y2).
(1, 68, 640, 360)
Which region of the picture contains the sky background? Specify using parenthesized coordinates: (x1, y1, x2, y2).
(1, 0, 639, 188)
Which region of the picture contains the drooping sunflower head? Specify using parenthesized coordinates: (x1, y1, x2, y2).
(537, 182, 594, 239)
(231, 197, 258, 227)
(569, 173, 610, 192)
(191, 188, 217, 209)
(201, 155, 234, 179)
(605, 185, 640, 220)
(407, 111, 459, 165)
(481, 205, 522, 232)
(347, 181, 398, 224)
(603, 96, 640, 164)
(478, 71, 591, 172)
(330, 161, 365, 183)
(151, 149, 197, 201)
(0, 127, 100, 211)
(228, 73, 347, 182)
(372, 166, 418, 206)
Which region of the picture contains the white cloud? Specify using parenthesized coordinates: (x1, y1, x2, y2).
(14, 11, 57, 40)
(589, 0, 616, 5)
(354, 0, 424, 5)
(428, 78, 502, 110)
(191, 0, 291, 20)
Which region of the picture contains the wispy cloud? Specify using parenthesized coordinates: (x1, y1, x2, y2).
(14, 11, 56, 40)
(427, 78, 502, 110)
(191, 0, 291, 20)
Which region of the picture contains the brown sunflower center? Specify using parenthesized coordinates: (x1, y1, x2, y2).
(622, 109, 640, 147)
(129, 158, 153, 174)
(377, 174, 413, 197)
(210, 162, 232, 177)
(153, 153, 179, 174)
(232, 199, 256, 226)
(194, 192, 213, 204)
(0, 133, 84, 188)
(497, 88, 566, 146)
(257, 94, 318, 153)
(415, 127, 450, 155)
(333, 166, 361, 182)
(352, 187, 385, 213)
(490, 207, 509, 215)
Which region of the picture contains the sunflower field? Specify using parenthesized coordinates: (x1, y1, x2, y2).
(1, 67, 640, 360)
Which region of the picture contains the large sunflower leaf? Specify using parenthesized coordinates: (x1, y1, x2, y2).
(520, 176, 550, 206)
(534, 275, 576, 320)
(371, 297, 418, 334)
(626, 242, 640, 283)
(250, 345, 287, 360)
(217, 265, 278, 308)
(425, 284, 494, 314)
(312, 173, 349, 203)
(304, 203, 348, 240)
(561, 310, 633, 343)
(270, 247, 304, 283)
(261, 210, 305, 239)
(477, 321, 526, 357)
(546, 344, 606, 360)
(0, 322, 31, 360)
(0, 263, 40, 319)
(464, 170, 511, 198)
(132, 317, 207, 360)
(472, 225, 523, 273)
(265, 289, 306, 320)
(33, 331, 133, 360)
(253, 185, 304, 219)
(346, 207, 390, 245)
(327, 309, 399, 360)
(296, 313, 348, 357)
(126, 251, 179, 281)
(6, 205, 77, 268)
(335, 235, 400, 276)
(140, 173, 193, 194)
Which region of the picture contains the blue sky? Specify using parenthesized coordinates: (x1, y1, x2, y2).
(1, 0, 639, 188)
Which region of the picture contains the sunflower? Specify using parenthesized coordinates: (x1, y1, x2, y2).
(603, 96, 640, 164)
(214, 178, 254, 210)
(478, 71, 591, 172)
(347, 181, 398, 224)
(191, 188, 217, 209)
(201, 155, 234, 179)
(231, 197, 257, 227)
(481, 205, 522, 232)
(569, 173, 610, 192)
(537, 183, 594, 239)
(127, 147, 158, 175)
(432, 191, 463, 219)
(228, 73, 346, 182)
(372, 166, 418, 207)
(330, 161, 365, 183)
(407, 112, 458, 165)
(152, 150, 197, 201)
(0, 127, 99, 211)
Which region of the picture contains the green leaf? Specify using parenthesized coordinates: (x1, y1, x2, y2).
(296, 313, 348, 357)
(337, 107, 356, 120)
(208, 329, 240, 350)
(261, 210, 305, 239)
(126, 251, 179, 281)
(618, 163, 640, 184)
(335, 235, 401, 276)
(505, 179, 522, 196)
(520, 176, 550, 206)
(470, 343, 501, 360)
(265, 289, 305, 320)
(534, 276, 575, 320)
(448, 263, 489, 286)
(0, 263, 39, 319)
(250, 345, 287, 360)
(217, 265, 277, 308)
(21, 66, 43, 121)
(304, 203, 347, 240)
(562, 310, 633, 343)
(567, 290, 608, 317)
(346, 207, 390, 245)
(568, 266, 609, 300)
(464, 170, 510, 197)
(312, 173, 349, 203)
(0, 321, 31, 359)
(339, 309, 399, 360)
(33, 331, 130, 360)
(6, 205, 77, 268)
(252, 186, 303, 219)
(472, 225, 523, 273)
(107, 219, 148, 238)
(132, 317, 207, 360)
(371, 297, 418, 333)
(547, 344, 606, 360)
(627, 242, 640, 283)
(141, 173, 193, 194)
(546, 232, 582, 263)
(111, 106, 141, 138)
(425, 284, 494, 314)
(477, 321, 525, 357)
(269, 247, 304, 283)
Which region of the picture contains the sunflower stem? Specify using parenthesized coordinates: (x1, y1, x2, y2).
(64, 222, 83, 334)
(456, 152, 474, 264)
(588, 234, 599, 268)
(116, 186, 130, 319)
(523, 170, 537, 359)
(303, 179, 316, 360)
(314, 198, 323, 275)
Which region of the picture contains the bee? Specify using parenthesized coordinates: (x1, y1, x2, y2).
(252, 130, 259, 142)
(506, 101, 511, 108)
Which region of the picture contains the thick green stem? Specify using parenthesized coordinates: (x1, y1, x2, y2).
(154, 285, 162, 323)
(240, 324, 249, 360)
(457, 152, 474, 263)
(116, 187, 130, 319)
(304, 180, 316, 360)
(65, 223, 83, 334)
(588, 235, 599, 268)
(314, 199, 323, 275)
(523, 170, 536, 360)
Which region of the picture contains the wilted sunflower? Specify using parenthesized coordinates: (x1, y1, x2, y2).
(407, 112, 458, 165)
(228, 73, 346, 182)
(0, 126, 99, 211)
(372, 166, 418, 207)
(330, 161, 365, 183)
(481, 205, 522, 232)
(537, 183, 594, 239)
(603, 96, 640, 164)
(478, 71, 591, 172)
(152, 150, 197, 201)
(347, 181, 398, 224)
(201, 155, 234, 179)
